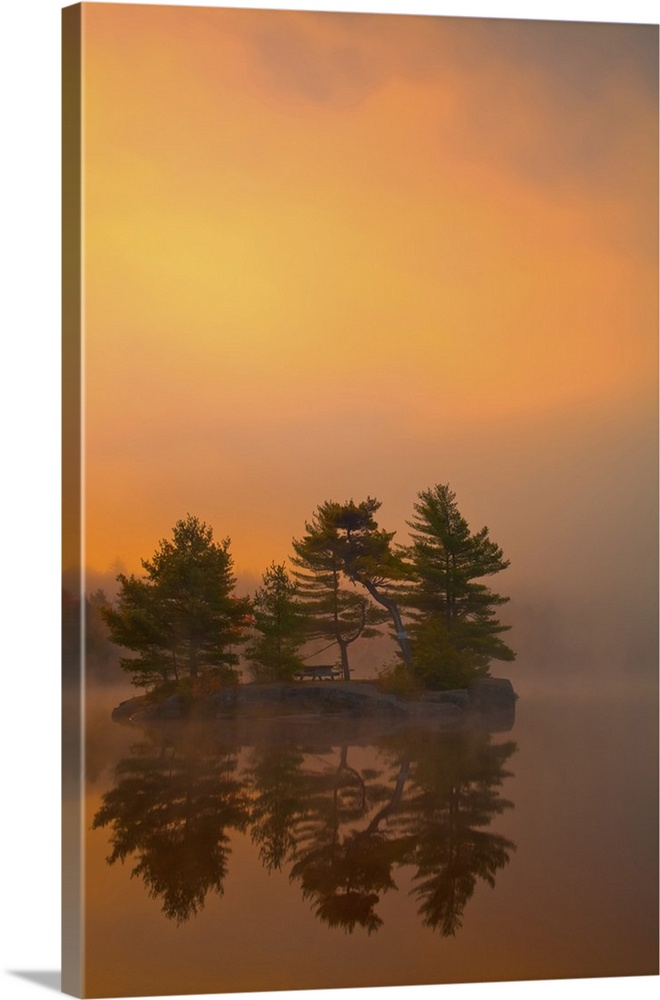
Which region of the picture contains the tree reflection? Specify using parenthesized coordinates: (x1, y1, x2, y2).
(400, 732, 517, 935)
(288, 747, 405, 934)
(91, 724, 517, 933)
(247, 744, 309, 872)
(91, 732, 249, 923)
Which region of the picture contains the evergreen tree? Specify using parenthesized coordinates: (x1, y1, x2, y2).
(327, 498, 413, 666)
(291, 503, 387, 680)
(406, 484, 514, 689)
(103, 514, 251, 689)
(245, 562, 305, 682)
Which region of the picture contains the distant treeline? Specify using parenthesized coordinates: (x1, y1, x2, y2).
(62, 588, 121, 686)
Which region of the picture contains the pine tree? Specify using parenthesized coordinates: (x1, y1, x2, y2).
(406, 484, 514, 689)
(103, 514, 251, 689)
(291, 503, 387, 681)
(324, 498, 413, 666)
(245, 562, 305, 682)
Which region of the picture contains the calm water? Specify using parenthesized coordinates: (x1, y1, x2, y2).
(79, 683, 658, 998)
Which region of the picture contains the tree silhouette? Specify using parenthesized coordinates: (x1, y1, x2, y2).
(406, 484, 515, 689)
(91, 732, 250, 923)
(62, 586, 119, 685)
(398, 729, 517, 935)
(287, 746, 413, 934)
(103, 515, 251, 689)
(326, 498, 414, 667)
(247, 743, 310, 872)
(245, 563, 306, 682)
(91, 718, 517, 935)
(292, 503, 387, 680)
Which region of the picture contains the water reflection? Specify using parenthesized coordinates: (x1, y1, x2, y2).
(91, 734, 250, 923)
(92, 724, 517, 935)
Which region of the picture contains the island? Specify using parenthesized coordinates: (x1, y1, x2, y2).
(112, 676, 517, 734)
(99, 492, 518, 739)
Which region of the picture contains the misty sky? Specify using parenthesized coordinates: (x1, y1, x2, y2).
(75, 4, 658, 679)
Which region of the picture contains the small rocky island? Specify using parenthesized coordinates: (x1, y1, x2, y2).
(104, 496, 519, 740)
(113, 677, 517, 734)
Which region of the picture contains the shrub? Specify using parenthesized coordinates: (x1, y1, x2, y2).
(376, 660, 421, 698)
(410, 617, 489, 691)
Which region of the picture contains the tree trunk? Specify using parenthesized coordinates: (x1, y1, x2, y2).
(364, 757, 410, 833)
(357, 578, 413, 667)
(338, 639, 351, 681)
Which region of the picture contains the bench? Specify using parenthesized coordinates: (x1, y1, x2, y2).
(295, 665, 341, 681)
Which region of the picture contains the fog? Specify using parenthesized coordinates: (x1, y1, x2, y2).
(76, 388, 657, 703)
(71, 4, 657, 707)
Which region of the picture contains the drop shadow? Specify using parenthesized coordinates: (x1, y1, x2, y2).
(10, 971, 62, 993)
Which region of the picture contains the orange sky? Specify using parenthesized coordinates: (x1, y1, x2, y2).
(78, 4, 657, 600)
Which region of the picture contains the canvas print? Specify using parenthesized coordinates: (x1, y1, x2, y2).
(62, 3, 659, 998)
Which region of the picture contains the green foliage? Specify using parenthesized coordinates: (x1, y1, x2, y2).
(330, 498, 409, 586)
(292, 503, 388, 680)
(245, 562, 305, 682)
(322, 498, 414, 666)
(145, 671, 240, 713)
(405, 484, 514, 690)
(376, 660, 421, 699)
(103, 514, 251, 690)
(409, 617, 489, 691)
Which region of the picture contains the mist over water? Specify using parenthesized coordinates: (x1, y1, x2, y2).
(76, 391, 658, 704)
(74, 396, 659, 992)
(79, 665, 657, 995)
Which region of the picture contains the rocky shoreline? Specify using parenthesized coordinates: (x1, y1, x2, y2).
(112, 676, 517, 733)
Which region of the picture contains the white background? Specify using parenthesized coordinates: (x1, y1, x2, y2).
(0, 1, 657, 999)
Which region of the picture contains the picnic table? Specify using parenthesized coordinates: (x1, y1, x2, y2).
(295, 665, 341, 681)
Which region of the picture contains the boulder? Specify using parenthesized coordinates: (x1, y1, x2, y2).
(215, 682, 407, 718)
(468, 677, 516, 731)
(420, 689, 470, 709)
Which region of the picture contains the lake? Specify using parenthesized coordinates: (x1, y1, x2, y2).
(78, 679, 658, 998)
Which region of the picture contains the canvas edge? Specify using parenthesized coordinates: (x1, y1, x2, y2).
(62, 3, 84, 997)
